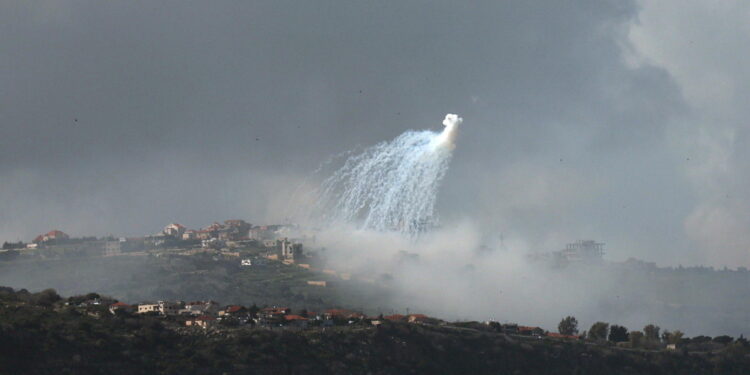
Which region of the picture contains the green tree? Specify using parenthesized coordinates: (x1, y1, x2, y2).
(608, 325, 629, 342)
(32, 289, 61, 307)
(630, 331, 644, 348)
(737, 335, 749, 346)
(713, 335, 734, 345)
(248, 304, 259, 318)
(691, 335, 711, 343)
(488, 321, 501, 332)
(661, 330, 684, 345)
(558, 316, 579, 336)
(669, 330, 684, 345)
(644, 324, 660, 342)
(588, 322, 609, 341)
(85, 292, 101, 300)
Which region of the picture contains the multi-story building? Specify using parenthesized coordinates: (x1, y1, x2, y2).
(280, 238, 303, 262)
(556, 240, 605, 263)
(137, 301, 183, 315)
(163, 223, 186, 238)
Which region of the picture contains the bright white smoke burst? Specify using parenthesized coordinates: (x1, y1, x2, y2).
(314, 114, 462, 236)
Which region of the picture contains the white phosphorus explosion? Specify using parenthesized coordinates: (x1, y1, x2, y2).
(314, 114, 462, 236)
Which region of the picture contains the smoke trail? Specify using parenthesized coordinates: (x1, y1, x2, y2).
(312, 114, 462, 236)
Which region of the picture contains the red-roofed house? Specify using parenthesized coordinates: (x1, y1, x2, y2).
(260, 307, 290, 317)
(219, 305, 247, 316)
(383, 314, 406, 322)
(204, 222, 224, 232)
(33, 230, 70, 243)
(45, 230, 69, 240)
(284, 314, 309, 328)
(257, 307, 290, 325)
(226, 305, 244, 313)
(324, 309, 361, 320)
(519, 326, 545, 336)
(164, 223, 186, 238)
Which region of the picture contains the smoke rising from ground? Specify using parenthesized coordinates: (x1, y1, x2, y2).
(313, 223, 749, 337)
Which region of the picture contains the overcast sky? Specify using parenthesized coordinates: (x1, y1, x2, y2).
(1, 1, 748, 267)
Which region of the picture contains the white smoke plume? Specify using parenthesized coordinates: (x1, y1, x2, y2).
(309, 114, 462, 236)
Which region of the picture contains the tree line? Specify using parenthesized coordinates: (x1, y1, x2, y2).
(558, 315, 746, 350)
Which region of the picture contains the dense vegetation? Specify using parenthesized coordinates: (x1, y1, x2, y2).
(1, 287, 749, 374)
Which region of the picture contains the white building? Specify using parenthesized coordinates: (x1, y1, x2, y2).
(137, 301, 183, 315)
(163, 223, 186, 238)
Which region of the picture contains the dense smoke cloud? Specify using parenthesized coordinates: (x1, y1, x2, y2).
(313, 223, 749, 337)
(625, 0, 750, 267)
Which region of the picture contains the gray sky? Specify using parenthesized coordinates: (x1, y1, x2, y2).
(2, 1, 748, 267)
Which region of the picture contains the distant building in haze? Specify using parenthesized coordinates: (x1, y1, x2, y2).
(163, 223, 186, 238)
(557, 240, 605, 263)
(526, 239, 606, 266)
(32, 230, 70, 244)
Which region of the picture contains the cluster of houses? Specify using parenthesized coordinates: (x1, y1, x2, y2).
(0, 229, 75, 250)
(5, 220, 306, 256)
(104, 298, 575, 340)
(16, 220, 296, 250)
(31, 230, 70, 247)
(162, 221, 306, 245)
(104, 298, 450, 330)
(65, 297, 574, 340)
(163, 220, 252, 243)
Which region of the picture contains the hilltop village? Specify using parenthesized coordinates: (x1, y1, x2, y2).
(5, 221, 318, 269)
(69, 291, 446, 331)
(3, 220, 304, 260)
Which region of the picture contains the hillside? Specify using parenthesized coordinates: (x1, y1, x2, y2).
(1, 287, 750, 375)
(0, 251, 391, 313)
